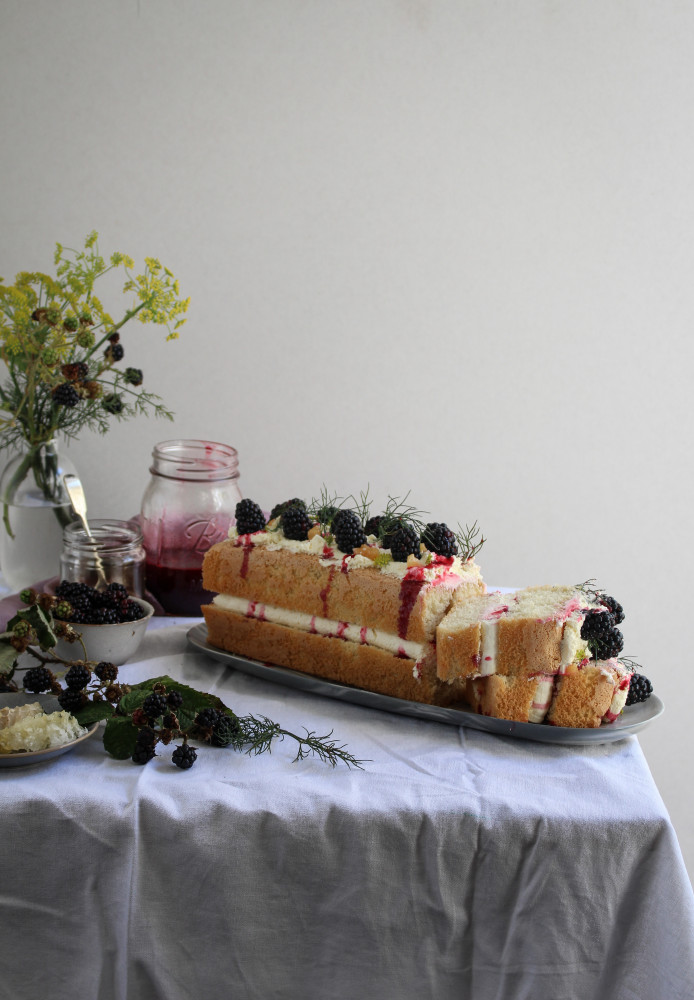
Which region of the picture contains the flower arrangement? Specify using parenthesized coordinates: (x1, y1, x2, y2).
(0, 231, 189, 536)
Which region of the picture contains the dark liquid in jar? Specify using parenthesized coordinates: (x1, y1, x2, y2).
(145, 562, 213, 616)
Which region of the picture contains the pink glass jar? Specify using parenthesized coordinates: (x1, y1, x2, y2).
(140, 440, 241, 615)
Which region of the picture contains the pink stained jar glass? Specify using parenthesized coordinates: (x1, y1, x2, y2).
(140, 440, 241, 615)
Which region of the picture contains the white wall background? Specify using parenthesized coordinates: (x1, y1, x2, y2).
(2, 1, 692, 878)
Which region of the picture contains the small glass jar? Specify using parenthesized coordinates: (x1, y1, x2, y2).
(60, 519, 145, 596)
(140, 439, 241, 615)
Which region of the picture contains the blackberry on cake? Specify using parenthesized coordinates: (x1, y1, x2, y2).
(589, 627, 624, 661)
(280, 504, 313, 541)
(600, 594, 625, 625)
(388, 525, 420, 562)
(332, 510, 367, 553)
(421, 522, 458, 558)
(580, 609, 615, 640)
(235, 499, 266, 535)
(625, 673, 653, 705)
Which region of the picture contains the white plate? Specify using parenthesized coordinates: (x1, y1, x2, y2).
(187, 624, 664, 746)
(0, 693, 99, 768)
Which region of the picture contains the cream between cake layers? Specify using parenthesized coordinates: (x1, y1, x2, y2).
(202, 508, 485, 706)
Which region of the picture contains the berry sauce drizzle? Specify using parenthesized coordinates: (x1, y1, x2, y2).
(239, 539, 254, 579)
(320, 566, 336, 617)
(397, 567, 426, 639)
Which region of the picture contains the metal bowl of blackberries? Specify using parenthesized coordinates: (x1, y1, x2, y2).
(53, 581, 154, 665)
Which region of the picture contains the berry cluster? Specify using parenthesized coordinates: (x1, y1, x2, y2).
(256, 492, 474, 562)
(54, 580, 146, 625)
(580, 595, 625, 660)
(128, 683, 242, 769)
(22, 656, 123, 714)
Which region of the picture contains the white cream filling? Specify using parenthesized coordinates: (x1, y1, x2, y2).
(560, 618, 586, 672)
(213, 594, 426, 663)
(603, 684, 629, 723)
(528, 676, 555, 724)
(479, 619, 499, 675)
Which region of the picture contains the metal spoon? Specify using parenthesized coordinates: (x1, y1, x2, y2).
(62, 473, 109, 590)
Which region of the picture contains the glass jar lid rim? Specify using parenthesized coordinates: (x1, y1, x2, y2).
(149, 439, 239, 481)
(63, 518, 143, 551)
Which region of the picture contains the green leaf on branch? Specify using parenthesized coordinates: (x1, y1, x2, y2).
(73, 701, 114, 726)
(103, 717, 139, 759)
(0, 639, 18, 677)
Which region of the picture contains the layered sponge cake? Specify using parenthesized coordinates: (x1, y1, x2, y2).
(201, 495, 639, 727)
(202, 497, 485, 705)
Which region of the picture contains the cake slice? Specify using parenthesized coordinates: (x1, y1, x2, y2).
(436, 585, 593, 682)
(465, 674, 556, 724)
(546, 658, 633, 728)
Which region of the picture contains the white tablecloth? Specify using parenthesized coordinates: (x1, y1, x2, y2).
(1, 622, 693, 1000)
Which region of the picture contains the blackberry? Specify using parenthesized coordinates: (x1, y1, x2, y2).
(58, 688, 86, 712)
(105, 342, 125, 363)
(132, 744, 156, 765)
(88, 606, 119, 625)
(167, 690, 184, 709)
(364, 515, 383, 537)
(589, 627, 624, 661)
(107, 582, 128, 597)
(121, 600, 145, 622)
(332, 510, 367, 554)
(388, 525, 420, 562)
(124, 367, 143, 386)
(64, 663, 91, 690)
(195, 706, 222, 730)
(581, 609, 615, 641)
(172, 743, 197, 769)
(135, 726, 157, 747)
(95, 661, 118, 682)
(280, 505, 313, 541)
(102, 393, 124, 415)
(211, 714, 243, 747)
(600, 594, 624, 625)
(235, 498, 266, 534)
(52, 383, 80, 407)
(22, 665, 54, 694)
(625, 673, 653, 706)
(421, 522, 458, 558)
(162, 713, 180, 730)
(96, 589, 122, 610)
(142, 692, 168, 720)
(270, 498, 306, 520)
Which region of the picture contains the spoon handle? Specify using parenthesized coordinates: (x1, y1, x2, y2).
(62, 474, 109, 589)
